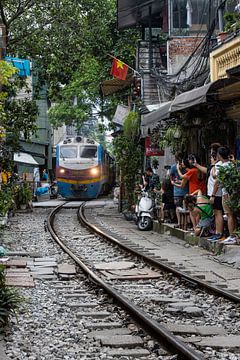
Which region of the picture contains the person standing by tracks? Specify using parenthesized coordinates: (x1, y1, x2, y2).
(170, 152, 189, 228)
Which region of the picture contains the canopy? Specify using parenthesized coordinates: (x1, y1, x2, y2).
(101, 76, 134, 96)
(14, 152, 38, 166)
(5, 57, 30, 77)
(141, 101, 172, 136)
(142, 101, 172, 126)
(171, 78, 240, 113)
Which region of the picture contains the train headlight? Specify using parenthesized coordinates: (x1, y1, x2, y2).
(90, 168, 99, 176)
(59, 168, 65, 174)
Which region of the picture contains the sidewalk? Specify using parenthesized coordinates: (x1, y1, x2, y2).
(87, 202, 240, 293)
(153, 220, 240, 268)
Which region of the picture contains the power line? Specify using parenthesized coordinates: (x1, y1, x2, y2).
(152, 0, 227, 100)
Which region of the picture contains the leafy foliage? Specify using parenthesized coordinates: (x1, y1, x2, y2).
(0, 186, 14, 216)
(224, 11, 240, 32)
(113, 111, 142, 208)
(15, 182, 32, 207)
(0, 61, 38, 171)
(0, 264, 24, 326)
(158, 125, 187, 153)
(217, 162, 240, 214)
(1, 0, 139, 131)
(0, 61, 17, 115)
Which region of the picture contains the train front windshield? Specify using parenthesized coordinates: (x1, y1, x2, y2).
(60, 146, 78, 158)
(80, 146, 97, 158)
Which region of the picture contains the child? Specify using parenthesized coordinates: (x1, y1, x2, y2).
(184, 189, 213, 236)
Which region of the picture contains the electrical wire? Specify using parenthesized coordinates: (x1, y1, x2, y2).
(152, 0, 227, 100)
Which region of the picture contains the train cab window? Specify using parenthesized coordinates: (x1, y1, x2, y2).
(60, 146, 78, 158)
(80, 146, 97, 158)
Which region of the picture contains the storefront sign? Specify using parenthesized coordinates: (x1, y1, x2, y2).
(145, 137, 164, 156)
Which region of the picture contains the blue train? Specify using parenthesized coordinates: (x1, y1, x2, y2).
(56, 137, 115, 199)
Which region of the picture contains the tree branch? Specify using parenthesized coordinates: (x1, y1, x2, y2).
(7, 0, 36, 26)
(0, 1, 8, 28)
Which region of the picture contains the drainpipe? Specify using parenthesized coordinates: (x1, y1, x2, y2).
(148, 5, 152, 71)
(218, 0, 225, 32)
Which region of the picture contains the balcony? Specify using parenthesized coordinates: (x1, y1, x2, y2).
(210, 33, 240, 81)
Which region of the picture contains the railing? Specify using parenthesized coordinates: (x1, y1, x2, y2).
(210, 35, 240, 81)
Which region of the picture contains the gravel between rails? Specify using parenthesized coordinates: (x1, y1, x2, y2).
(1, 208, 174, 360)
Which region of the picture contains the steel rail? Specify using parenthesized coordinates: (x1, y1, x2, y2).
(47, 203, 203, 360)
(79, 204, 240, 304)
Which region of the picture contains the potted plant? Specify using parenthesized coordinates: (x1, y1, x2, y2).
(17, 182, 32, 210)
(0, 264, 24, 326)
(224, 12, 240, 30)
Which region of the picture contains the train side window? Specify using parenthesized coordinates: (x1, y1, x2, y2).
(80, 146, 97, 158)
(60, 146, 77, 158)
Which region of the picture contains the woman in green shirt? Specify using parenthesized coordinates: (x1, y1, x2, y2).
(184, 190, 213, 236)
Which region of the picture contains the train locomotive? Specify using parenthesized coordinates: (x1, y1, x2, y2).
(56, 136, 115, 199)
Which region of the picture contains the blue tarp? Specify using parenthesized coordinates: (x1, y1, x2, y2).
(35, 187, 49, 196)
(5, 56, 31, 77)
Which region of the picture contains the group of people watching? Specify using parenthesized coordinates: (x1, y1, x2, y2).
(142, 143, 238, 245)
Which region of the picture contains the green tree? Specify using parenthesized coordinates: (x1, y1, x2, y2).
(113, 111, 142, 208)
(0, 61, 38, 170)
(0, 61, 17, 114)
(1, 0, 139, 128)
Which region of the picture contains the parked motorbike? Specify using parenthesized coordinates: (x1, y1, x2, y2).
(135, 189, 154, 231)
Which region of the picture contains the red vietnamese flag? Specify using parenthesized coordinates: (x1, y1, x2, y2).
(110, 58, 128, 80)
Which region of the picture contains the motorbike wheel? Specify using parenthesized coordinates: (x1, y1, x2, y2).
(138, 216, 152, 231)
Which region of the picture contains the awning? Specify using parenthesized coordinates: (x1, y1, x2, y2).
(5, 57, 31, 77)
(101, 76, 134, 96)
(171, 78, 240, 113)
(141, 101, 172, 136)
(14, 152, 38, 166)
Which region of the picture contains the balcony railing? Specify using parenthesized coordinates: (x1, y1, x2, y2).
(210, 34, 240, 81)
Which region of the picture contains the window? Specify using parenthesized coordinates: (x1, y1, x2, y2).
(80, 146, 97, 158)
(60, 146, 78, 158)
(170, 0, 219, 36)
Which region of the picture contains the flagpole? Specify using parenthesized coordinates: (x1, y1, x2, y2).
(107, 53, 141, 77)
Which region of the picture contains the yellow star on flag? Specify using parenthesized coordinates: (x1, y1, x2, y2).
(116, 60, 124, 69)
(110, 57, 129, 80)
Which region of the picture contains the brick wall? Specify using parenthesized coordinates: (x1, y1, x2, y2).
(168, 37, 204, 75)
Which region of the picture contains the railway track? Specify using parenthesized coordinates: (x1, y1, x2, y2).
(47, 202, 240, 359)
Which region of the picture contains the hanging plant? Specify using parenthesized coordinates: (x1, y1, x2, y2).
(159, 124, 187, 153)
